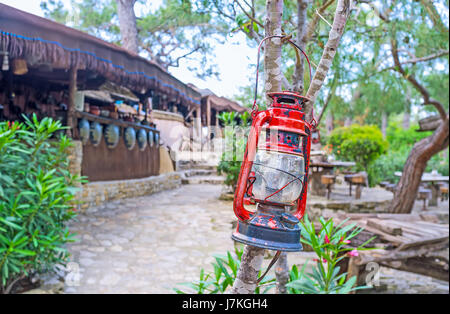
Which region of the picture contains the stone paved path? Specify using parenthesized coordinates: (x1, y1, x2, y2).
(64, 184, 448, 294)
(65, 184, 236, 293)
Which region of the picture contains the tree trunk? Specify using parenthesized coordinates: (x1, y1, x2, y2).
(229, 245, 265, 294)
(230, 0, 284, 294)
(304, 0, 351, 122)
(292, 0, 309, 93)
(381, 110, 388, 138)
(326, 112, 334, 134)
(274, 251, 289, 294)
(264, 0, 284, 102)
(402, 86, 412, 130)
(116, 0, 139, 53)
(389, 117, 449, 213)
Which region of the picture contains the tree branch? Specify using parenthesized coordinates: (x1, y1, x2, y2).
(390, 38, 447, 120)
(304, 0, 351, 121)
(235, 0, 265, 28)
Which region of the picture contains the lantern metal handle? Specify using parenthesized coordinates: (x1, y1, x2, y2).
(251, 35, 313, 117)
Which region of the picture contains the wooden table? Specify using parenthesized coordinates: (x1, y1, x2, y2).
(395, 172, 449, 206)
(308, 160, 356, 197)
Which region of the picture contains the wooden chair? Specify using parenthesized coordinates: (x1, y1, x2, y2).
(417, 188, 432, 211)
(344, 172, 367, 199)
(321, 175, 336, 200)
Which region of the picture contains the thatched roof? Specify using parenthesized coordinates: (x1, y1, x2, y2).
(0, 3, 201, 108)
(187, 83, 249, 113)
(204, 94, 250, 113)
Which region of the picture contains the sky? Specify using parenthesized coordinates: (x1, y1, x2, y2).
(0, 0, 256, 100)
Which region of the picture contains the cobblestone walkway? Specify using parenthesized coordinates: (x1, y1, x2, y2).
(65, 184, 236, 293)
(64, 184, 448, 294)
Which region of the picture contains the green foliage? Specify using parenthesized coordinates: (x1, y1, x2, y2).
(286, 215, 374, 294)
(386, 122, 431, 150)
(217, 111, 248, 190)
(328, 124, 388, 174)
(174, 246, 275, 294)
(0, 115, 84, 293)
(367, 121, 449, 185)
(175, 215, 373, 294)
(367, 148, 410, 185)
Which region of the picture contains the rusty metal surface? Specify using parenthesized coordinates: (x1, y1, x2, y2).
(81, 135, 159, 182)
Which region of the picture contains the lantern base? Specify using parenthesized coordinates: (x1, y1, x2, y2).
(232, 210, 302, 252)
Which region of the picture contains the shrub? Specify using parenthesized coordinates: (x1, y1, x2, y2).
(217, 111, 249, 190)
(0, 115, 84, 293)
(174, 246, 275, 294)
(386, 122, 431, 150)
(287, 215, 374, 294)
(367, 122, 448, 186)
(328, 124, 388, 182)
(367, 147, 410, 186)
(175, 215, 373, 294)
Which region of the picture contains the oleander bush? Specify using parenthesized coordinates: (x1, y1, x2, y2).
(175, 215, 374, 294)
(0, 115, 84, 293)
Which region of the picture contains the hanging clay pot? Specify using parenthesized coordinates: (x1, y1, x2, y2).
(148, 130, 154, 147)
(90, 121, 103, 147)
(137, 129, 147, 151)
(154, 132, 160, 147)
(78, 119, 90, 145)
(104, 124, 120, 149)
(124, 127, 136, 150)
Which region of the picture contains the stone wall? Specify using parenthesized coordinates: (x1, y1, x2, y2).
(76, 172, 182, 211)
(67, 140, 181, 211)
(67, 140, 83, 185)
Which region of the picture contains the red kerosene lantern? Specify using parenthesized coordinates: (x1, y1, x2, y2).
(232, 36, 313, 252)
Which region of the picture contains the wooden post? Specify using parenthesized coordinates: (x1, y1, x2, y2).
(206, 97, 211, 149)
(67, 66, 78, 138)
(196, 105, 202, 145)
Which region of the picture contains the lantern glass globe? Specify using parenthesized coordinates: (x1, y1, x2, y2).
(252, 150, 305, 205)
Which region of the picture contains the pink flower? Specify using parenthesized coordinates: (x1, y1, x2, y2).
(324, 235, 330, 244)
(347, 249, 359, 257)
(313, 258, 327, 263)
(340, 237, 351, 244)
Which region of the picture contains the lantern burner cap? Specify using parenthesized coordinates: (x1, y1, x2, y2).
(232, 205, 302, 252)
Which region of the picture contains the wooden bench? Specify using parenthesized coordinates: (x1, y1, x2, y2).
(379, 181, 390, 188)
(385, 183, 397, 193)
(321, 175, 336, 200)
(417, 188, 432, 210)
(344, 172, 367, 199)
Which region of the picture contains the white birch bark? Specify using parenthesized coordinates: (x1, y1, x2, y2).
(304, 0, 352, 121)
(230, 0, 284, 294)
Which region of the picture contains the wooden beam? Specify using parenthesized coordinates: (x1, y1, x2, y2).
(367, 219, 403, 236)
(207, 97, 211, 149)
(67, 66, 78, 137)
